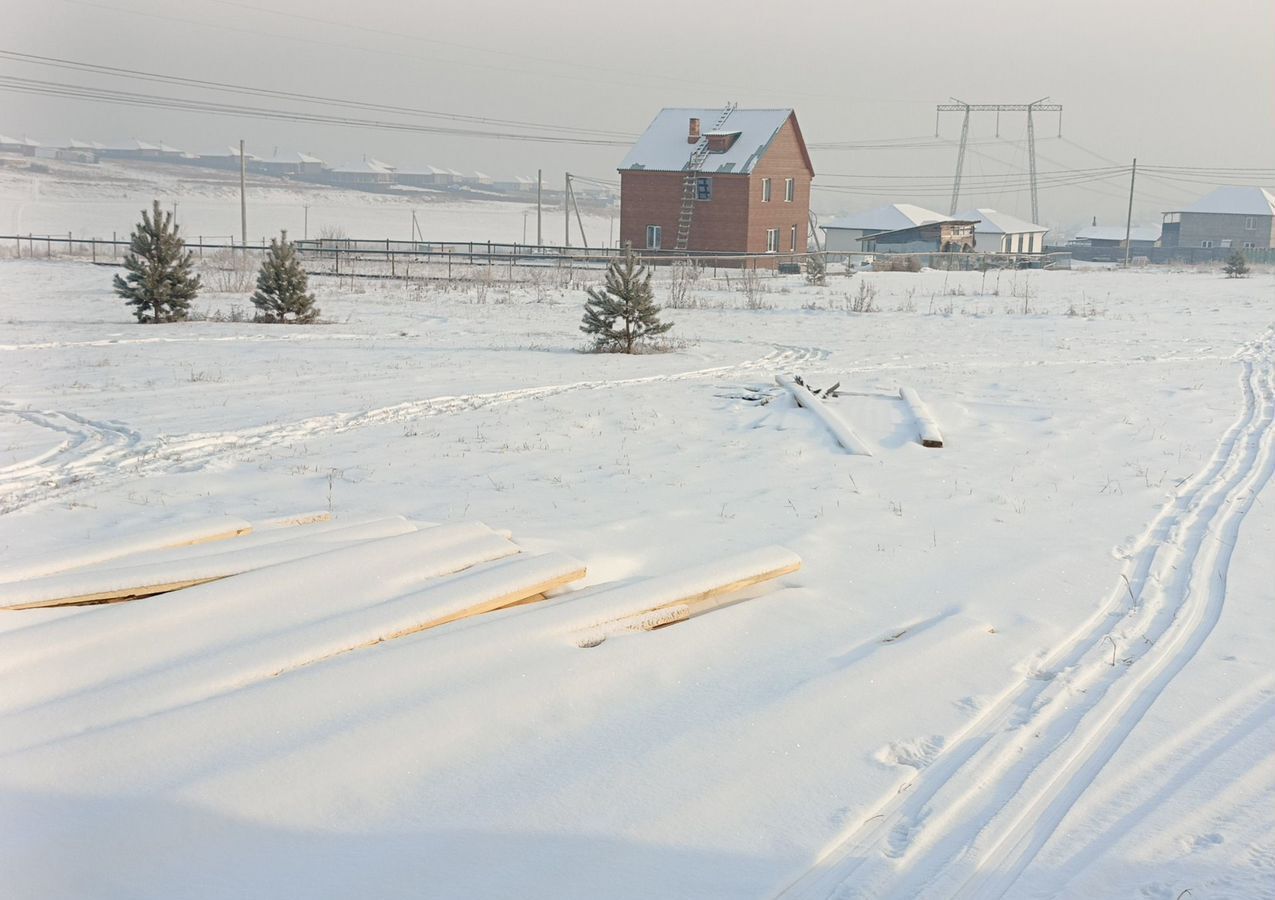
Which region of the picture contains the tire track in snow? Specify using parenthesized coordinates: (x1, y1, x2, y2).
(0, 344, 826, 513)
(774, 331, 1275, 900)
(0, 405, 143, 513)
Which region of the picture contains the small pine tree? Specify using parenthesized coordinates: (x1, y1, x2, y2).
(581, 245, 673, 353)
(113, 199, 201, 323)
(252, 230, 319, 323)
(1224, 250, 1250, 278)
(804, 253, 827, 286)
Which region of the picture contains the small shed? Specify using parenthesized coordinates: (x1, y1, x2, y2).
(1071, 225, 1160, 251)
(859, 219, 979, 253)
(954, 208, 1048, 254)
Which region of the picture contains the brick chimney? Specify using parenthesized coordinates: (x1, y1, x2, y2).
(687, 117, 701, 144)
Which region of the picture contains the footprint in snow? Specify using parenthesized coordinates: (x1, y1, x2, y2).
(874, 735, 946, 770)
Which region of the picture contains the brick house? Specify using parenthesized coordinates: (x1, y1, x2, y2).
(617, 107, 814, 262)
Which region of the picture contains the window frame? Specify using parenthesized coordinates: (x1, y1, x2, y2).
(1200, 240, 1214, 248)
(1245, 216, 1256, 230)
(1242, 241, 1257, 250)
(790, 224, 798, 252)
(784, 177, 794, 203)
(766, 228, 779, 253)
(761, 177, 772, 202)
(646, 224, 662, 250)
(695, 176, 712, 202)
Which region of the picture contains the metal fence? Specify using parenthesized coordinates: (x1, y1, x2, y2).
(3, 232, 1075, 284)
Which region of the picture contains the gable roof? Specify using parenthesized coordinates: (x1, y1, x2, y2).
(619, 108, 811, 175)
(954, 208, 1048, 235)
(1171, 186, 1275, 217)
(822, 203, 949, 233)
(331, 159, 393, 174)
(859, 218, 980, 243)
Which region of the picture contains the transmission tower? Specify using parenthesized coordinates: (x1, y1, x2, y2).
(935, 98, 1063, 223)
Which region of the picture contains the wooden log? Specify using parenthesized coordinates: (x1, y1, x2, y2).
(572, 546, 801, 645)
(776, 374, 873, 456)
(899, 386, 944, 448)
(1, 522, 508, 611)
(0, 516, 253, 584)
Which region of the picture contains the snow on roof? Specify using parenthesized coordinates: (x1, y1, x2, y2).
(954, 208, 1048, 235)
(22, 136, 40, 147)
(331, 159, 393, 174)
(619, 108, 798, 175)
(1173, 186, 1275, 217)
(135, 140, 159, 151)
(822, 203, 950, 233)
(1075, 225, 1161, 243)
(0, 134, 19, 145)
(472, 171, 491, 179)
(69, 139, 106, 150)
(157, 142, 184, 153)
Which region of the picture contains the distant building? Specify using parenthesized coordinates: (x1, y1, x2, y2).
(859, 219, 979, 253)
(252, 151, 325, 177)
(1071, 224, 1160, 252)
(195, 145, 259, 170)
(326, 158, 395, 186)
(618, 107, 814, 258)
(394, 165, 452, 187)
(493, 175, 536, 193)
(1, 134, 39, 156)
(1161, 186, 1275, 252)
(821, 204, 948, 253)
(954, 208, 1048, 254)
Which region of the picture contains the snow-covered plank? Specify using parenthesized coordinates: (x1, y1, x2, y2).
(0, 528, 524, 726)
(571, 545, 801, 645)
(899, 386, 945, 448)
(776, 374, 874, 456)
(0, 515, 253, 584)
(255, 511, 333, 529)
(0, 520, 483, 610)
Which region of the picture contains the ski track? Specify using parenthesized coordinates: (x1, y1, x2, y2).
(0, 344, 825, 514)
(775, 330, 1275, 900)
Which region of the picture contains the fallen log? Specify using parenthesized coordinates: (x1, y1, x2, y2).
(899, 386, 944, 448)
(776, 374, 873, 456)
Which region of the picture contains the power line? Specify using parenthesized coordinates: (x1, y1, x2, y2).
(0, 49, 634, 139)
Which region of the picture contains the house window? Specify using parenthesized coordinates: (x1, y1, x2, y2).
(1243, 241, 1257, 249)
(696, 177, 712, 201)
(1245, 217, 1256, 230)
(1220, 239, 1232, 249)
(790, 224, 798, 251)
(785, 178, 794, 202)
(646, 225, 662, 250)
(761, 178, 772, 202)
(1200, 240, 1214, 248)
(766, 228, 779, 253)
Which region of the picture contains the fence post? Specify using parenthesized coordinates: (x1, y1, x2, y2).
(14, 235, 19, 259)
(390, 250, 395, 278)
(91, 239, 96, 263)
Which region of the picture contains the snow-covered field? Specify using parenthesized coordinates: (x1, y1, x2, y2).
(0, 156, 612, 245)
(1, 257, 1273, 899)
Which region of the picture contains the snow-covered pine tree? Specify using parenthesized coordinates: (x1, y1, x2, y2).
(580, 245, 673, 353)
(113, 199, 202, 323)
(252, 230, 319, 323)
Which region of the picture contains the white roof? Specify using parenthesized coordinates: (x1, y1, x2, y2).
(266, 150, 324, 165)
(331, 159, 393, 174)
(619, 107, 799, 175)
(69, 139, 107, 150)
(823, 203, 950, 233)
(954, 208, 1048, 235)
(1075, 225, 1161, 243)
(0, 133, 19, 145)
(135, 140, 160, 151)
(157, 142, 184, 153)
(1176, 186, 1275, 217)
(472, 170, 491, 179)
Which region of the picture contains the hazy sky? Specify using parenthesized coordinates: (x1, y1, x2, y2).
(5, 0, 1273, 227)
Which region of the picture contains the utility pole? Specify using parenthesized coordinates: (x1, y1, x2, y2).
(1124, 157, 1137, 268)
(565, 172, 571, 248)
(238, 139, 247, 251)
(304, 205, 309, 241)
(937, 98, 1062, 223)
(536, 168, 542, 245)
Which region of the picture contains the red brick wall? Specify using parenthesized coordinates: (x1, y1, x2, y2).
(745, 118, 813, 255)
(618, 113, 814, 261)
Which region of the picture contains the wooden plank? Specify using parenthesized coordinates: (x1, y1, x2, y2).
(899, 386, 944, 448)
(573, 548, 801, 646)
(380, 567, 586, 639)
(255, 511, 333, 529)
(776, 375, 874, 456)
(5, 576, 225, 610)
(0, 515, 254, 583)
(1, 522, 510, 611)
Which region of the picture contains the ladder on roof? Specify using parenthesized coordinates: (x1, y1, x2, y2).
(675, 102, 736, 252)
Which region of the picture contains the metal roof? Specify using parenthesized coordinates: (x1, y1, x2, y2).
(954, 208, 1048, 235)
(619, 108, 803, 175)
(822, 203, 950, 233)
(1169, 186, 1275, 217)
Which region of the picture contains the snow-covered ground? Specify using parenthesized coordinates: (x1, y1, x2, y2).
(1, 257, 1273, 899)
(0, 155, 613, 245)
